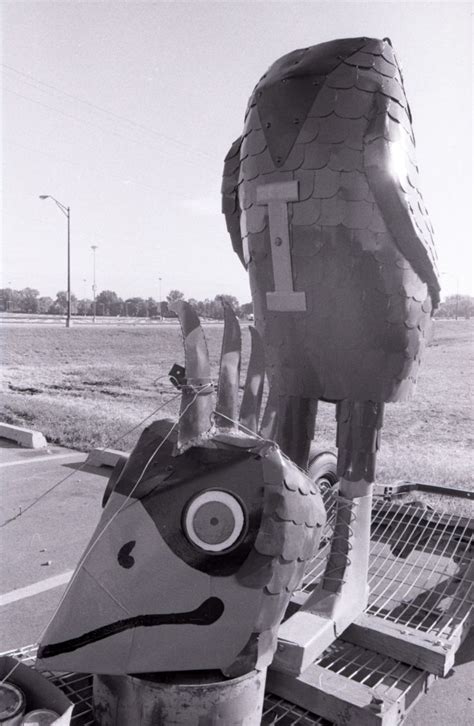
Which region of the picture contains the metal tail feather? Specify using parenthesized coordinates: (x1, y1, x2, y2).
(239, 326, 265, 434)
(259, 379, 278, 440)
(171, 301, 214, 449)
(215, 301, 241, 429)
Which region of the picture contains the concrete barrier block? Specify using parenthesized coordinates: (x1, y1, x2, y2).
(0, 423, 48, 449)
(86, 448, 129, 468)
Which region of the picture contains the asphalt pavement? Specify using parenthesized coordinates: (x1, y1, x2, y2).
(0, 439, 107, 651)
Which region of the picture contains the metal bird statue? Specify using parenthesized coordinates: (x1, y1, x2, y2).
(222, 37, 440, 651)
(36, 302, 326, 677)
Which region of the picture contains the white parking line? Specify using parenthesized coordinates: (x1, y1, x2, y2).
(0, 571, 73, 607)
(0, 453, 84, 468)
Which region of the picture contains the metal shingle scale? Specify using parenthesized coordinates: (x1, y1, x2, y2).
(354, 70, 379, 93)
(292, 196, 322, 226)
(279, 143, 305, 171)
(302, 142, 332, 170)
(343, 52, 375, 70)
(239, 210, 249, 238)
(328, 144, 364, 172)
(247, 204, 268, 234)
(224, 137, 242, 161)
(312, 166, 341, 198)
(308, 84, 337, 117)
(319, 196, 345, 225)
(344, 117, 368, 150)
(294, 169, 315, 200)
(256, 148, 278, 175)
(326, 64, 358, 89)
(339, 170, 370, 201)
(238, 183, 254, 211)
(374, 54, 399, 78)
(317, 114, 351, 144)
(246, 128, 268, 156)
(422, 297, 433, 314)
(380, 81, 406, 107)
(343, 199, 375, 229)
(291, 226, 325, 257)
(334, 86, 373, 119)
(247, 230, 270, 262)
(296, 116, 320, 144)
(240, 154, 259, 182)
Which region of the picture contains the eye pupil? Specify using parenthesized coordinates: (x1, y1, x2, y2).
(192, 501, 235, 545)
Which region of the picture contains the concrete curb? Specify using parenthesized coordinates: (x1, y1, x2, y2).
(86, 448, 129, 468)
(0, 423, 48, 449)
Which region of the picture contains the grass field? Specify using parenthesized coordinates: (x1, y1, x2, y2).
(1, 319, 473, 508)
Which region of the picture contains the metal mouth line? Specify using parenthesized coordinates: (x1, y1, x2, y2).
(38, 597, 224, 658)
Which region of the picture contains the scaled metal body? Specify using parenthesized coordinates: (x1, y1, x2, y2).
(222, 38, 441, 657)
(222, 37, 440, 441)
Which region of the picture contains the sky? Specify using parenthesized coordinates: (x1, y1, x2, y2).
(1, 0, 472, 304)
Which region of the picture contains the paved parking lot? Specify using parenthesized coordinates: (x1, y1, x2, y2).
(0, 439, 107, 650)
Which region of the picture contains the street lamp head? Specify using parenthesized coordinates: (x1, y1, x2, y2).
(39, 195, 50, 200)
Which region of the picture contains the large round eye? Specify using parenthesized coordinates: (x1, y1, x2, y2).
(183, 490, 246, 552)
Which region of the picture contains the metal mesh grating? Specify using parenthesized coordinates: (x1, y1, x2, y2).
(298, 494, 473, 639)
(315, 638, 428, 698)
(2, 645, 330, 726)
(262, 694, 331, 725)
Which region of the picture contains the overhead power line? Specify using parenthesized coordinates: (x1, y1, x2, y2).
(3, 86, 216, 171)
(2, 62, 217, 162)
(4, 139, 206, 201)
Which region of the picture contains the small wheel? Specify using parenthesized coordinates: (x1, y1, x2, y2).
(307, 445, 339, 535)
(307, 445, 338, 493)
(102, 455, 128, 508)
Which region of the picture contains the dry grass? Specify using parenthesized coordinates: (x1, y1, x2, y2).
(1, 319, 472, 506)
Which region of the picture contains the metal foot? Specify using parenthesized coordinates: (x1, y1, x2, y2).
(272, 480, 372, 675)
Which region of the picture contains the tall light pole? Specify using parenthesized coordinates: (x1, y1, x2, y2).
(158, 277, 162, 320)
(39, 195, 71, 327)
(441, 271, 460, 320)
(91, 245, 98, 323)
(82, 279, 87, 315)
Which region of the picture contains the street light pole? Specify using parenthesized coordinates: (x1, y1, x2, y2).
(91, 245, 98, 323)
(441, 271, 460, 320)
(158, 277, 162, 320)
(67, 206, 71, 326)
(39, 195, 72, 328)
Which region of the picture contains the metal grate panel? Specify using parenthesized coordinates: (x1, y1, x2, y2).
(262, 694, 331, 725)
(315, 639, 428, 698)
(299, 496, 473, 640)
(2, 645, 330, 726)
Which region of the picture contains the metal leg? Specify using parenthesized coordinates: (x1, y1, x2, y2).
(302, 401, 384, 620)
(272, 401, 384, 673)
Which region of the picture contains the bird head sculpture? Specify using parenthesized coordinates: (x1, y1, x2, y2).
(36, 302, 326, 677)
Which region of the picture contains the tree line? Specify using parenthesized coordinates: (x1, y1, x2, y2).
(1, 287, 471, 320)
(0, 288, 254, 319)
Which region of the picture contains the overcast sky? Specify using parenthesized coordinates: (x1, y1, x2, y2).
(2, 1, 472, 303)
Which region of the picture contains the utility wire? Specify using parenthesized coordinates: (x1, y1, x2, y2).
(3, 86, 215, 170)
(0, 392, 182, 528)
(2, 63, 218, 162)
(4, 139, 204, 201)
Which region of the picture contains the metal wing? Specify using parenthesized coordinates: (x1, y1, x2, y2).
(221, 136, 245, 266)
(363, 58, 440, 307)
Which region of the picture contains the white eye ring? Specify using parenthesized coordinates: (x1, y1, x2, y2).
(184, 490, 246, 552)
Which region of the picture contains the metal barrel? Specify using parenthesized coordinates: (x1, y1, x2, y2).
(93, 669, 267, 725)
